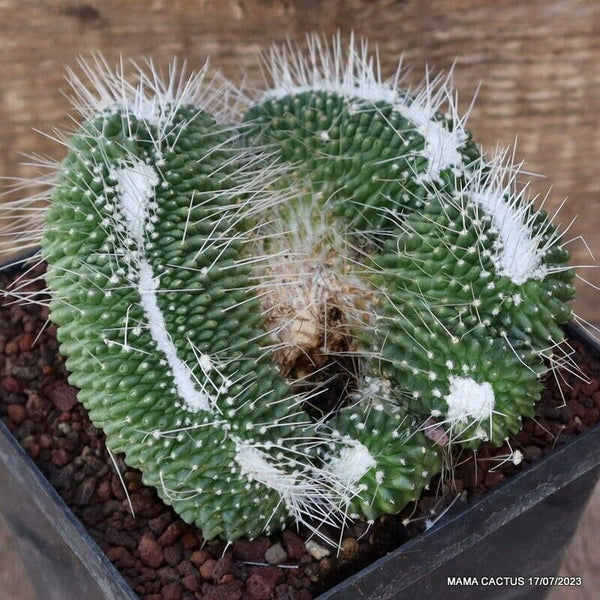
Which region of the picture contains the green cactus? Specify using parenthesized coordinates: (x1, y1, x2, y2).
(32, 57, 441, 540)
(322, 406, 440, 521)
(243, 37, 575, 446)
(1, 36, 578, 541)
(42, 102, 316, 540)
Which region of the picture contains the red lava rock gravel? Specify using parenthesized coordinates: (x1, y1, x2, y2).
(2, 263, 600, 600)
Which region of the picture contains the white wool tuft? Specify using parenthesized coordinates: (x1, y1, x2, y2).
(471, 186, 547, 285)
(234, 439, 336, 528)
(235, 441, 301, 500)
(137, 262, 210, 412)
(397, 103, 468, 184)
(112, 162, 159, 245)
(114, 163, 211, 413)
(325, 436, 376, 491)
(260, 34, 468, 183)
(467, 153, 551, 285)
(445, 375, 495, 425)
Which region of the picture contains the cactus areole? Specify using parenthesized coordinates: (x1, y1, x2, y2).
(11, 37, 577, 542)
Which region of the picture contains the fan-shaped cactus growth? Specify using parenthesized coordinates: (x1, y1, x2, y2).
(0, 37, 577, 541)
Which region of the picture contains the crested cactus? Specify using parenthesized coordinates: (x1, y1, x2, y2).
(243, 36, 575, 447)
(1, 36, 579, 541)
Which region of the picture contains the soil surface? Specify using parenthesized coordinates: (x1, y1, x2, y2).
(2, 263, 600, 600)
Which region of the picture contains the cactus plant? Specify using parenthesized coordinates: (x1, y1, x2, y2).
(244, 36, 575, 447)
(0, 36, 578, 541)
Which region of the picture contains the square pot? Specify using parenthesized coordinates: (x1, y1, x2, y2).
(1, 254, 599, 600)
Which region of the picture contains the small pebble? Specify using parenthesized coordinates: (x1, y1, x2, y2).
(4, 339, 18, 355)
(18, 333, 34, 352)
(138, 535, 164, 569)
(338, 537, 359, 561)
(148, 512, 172, 535)
(106, 546, 127, 562)
(7, 404, 26, 425)
(158, 521, 185, 546)
(51, 448, 70, 467)
(199, 558, 216, 581)
(282, 531, 306, 559)
(180, 574, 199, 591)
(524, 445, 543, 461)
(164, 545, 182, 566)
(181, 532, 199, 550)
(43, 381, 79, 411)
(2, 376, 24, 394)
(26, 393, 52, 420)
(73, 477, 96, 506)
(318, 558, 333, 576)
(161, 582, 181, 600)
(96, 479, 112, 501)
(233, 537, 271, 561)
(305, 540, 330, 560)
(212, 555, 232, 582)
(175, 561, 196, 578)
(204, 582, 243, 600)
(265, 542, 288, 565)
(156, 566, 179, 584)
(246, 573, 275, 600)
(190, 549, 211, 567)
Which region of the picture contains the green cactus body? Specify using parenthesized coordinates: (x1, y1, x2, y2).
(370, 194, 571, 444)
(322, 407, 440, 520)
(3, 37, 579, 541)
(244, 92, 479, 232)
(242, 39, 575, 447)
(41, 104, 314, 540)
(36, 60, 441, 540)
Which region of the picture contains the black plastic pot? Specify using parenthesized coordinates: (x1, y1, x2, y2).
(1, 254, 600, 600)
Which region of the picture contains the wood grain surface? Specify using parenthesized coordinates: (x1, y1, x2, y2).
(1, 0, 600, 317)
(0, 1, 598, 598)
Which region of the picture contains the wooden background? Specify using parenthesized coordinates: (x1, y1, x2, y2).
(1, 0, 600, 318)
(0, 1, 598, 598)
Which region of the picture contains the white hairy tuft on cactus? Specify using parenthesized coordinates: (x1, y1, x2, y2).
(112, 161, 213, 413)
(445, 375, 496, 430)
